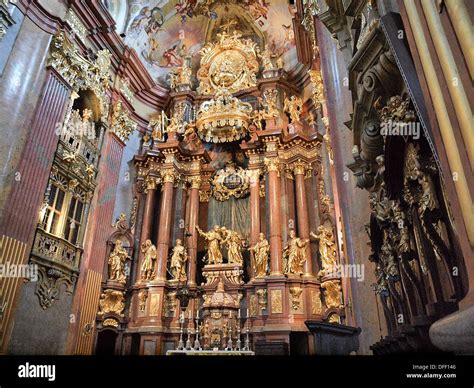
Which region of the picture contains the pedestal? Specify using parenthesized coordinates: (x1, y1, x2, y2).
(305, 321, 361, 355)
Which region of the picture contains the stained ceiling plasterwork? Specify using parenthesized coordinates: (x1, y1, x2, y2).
(105, 0, 297, 88)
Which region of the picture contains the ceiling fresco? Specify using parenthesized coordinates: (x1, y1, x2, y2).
(116, 0, 297, 88)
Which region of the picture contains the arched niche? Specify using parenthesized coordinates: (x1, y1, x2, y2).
(72, 89, 102, 123)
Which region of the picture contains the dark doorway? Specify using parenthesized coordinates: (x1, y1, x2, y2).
(96, 330, 118, 355)
(130, 334, 140, 355)
(290, 332, 309, 355)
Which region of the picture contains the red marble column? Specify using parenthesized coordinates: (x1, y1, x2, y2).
(265, 158, 283, 276)
(186, 176, 201, 285)
(249, 169, 261, 280)
(156, 170, 175, 280)
(138, 178, 157, 276)
(249, 169, 261, 245)
(293, 162, 313, 276)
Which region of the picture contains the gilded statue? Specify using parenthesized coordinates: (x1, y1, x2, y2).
(108, 239, 129, 284)
(222, 228, 244, 265)
(283, 230, 308, 275)
(170, 239, 188, 282)
(196, 225, 224, 264)
(310, 225, 338, 277)
(170, 60, 192, 89)
(85, 164, 95, 181)
(249, 233, 269, 278)
(141, 239, 157, 281)
(276, 56, 284, 69)
(260, 45, 275, 71)
(284, 95, 303, 124)
(167, 116, 181, 134)
(138, 290, 147, 312)
(150, 113, 165, 142)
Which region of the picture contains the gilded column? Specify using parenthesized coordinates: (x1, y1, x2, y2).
(264, 157, 283, 276)
(138, 177, 157, 276)
(293, 160, 313, 277)
(186, 176, 201, 285)
(156, 169, 176, 280)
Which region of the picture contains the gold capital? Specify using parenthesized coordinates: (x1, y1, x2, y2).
(161, 169, 176, 184)
(188, 176, 202, 189)
(264, 157, 280, 173)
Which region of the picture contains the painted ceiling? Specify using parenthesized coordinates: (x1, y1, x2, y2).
(105, 0, 297, 88)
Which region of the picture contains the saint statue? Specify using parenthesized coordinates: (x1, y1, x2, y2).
(283, 95, 303, 124)
(260, 45, 275, 71)
(222, 228, 244, 265)
(276, 56, 284, 69)
(249, 233, 269, 278)
(150, 113, 165, 142)
(141, 239, 157, 281)
(283, 230, 308, 275)
(108, 239, 129, 284)
(196, 225, 223, 264)
(169, 239, 188, 281)
(310, 225, 338, 276)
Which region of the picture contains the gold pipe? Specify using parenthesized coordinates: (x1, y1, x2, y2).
(421, 0, 474, 170)
(445, 0, 474, 79)
(403, 0, 474, 246)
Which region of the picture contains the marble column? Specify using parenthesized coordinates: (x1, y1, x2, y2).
(156, 169, 176, 280)
(293, 161, 313, 277)
(186, 176, 201, 285)
(265, 157, 283, 276)
(138, 178, 157, 277)
(249, 169, 261, 280)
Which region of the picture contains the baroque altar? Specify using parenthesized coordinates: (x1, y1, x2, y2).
(98, 22, 345, 355)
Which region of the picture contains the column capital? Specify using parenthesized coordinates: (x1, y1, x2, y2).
(187, 175, 202, 189)
(247, 168, 261, 185)
(264, 156, 280, 174)
(161, 168, 177, 184)
(287, 159, 312, 179)
(144, 176, 159, 193)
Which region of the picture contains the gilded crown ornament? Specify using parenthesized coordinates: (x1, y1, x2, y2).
(193, 29, 260, 143)
(197, 30, 259, 95)
(195, 91, 253, 143)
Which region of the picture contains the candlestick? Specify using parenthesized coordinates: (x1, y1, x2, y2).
(185, 327, 192, 350)
(243, 327, 250, 351)
(177, 317, 184, 350)
(236, 319, 242, 351)
(238, 309, 241, 319)
(246, 308, 249, 318)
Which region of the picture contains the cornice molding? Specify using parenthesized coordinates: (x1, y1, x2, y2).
(16, 0, 64, 33)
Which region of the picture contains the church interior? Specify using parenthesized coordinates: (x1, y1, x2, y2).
(0, 0, 472, 358)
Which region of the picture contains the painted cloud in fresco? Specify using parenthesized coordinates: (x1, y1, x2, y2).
(123, 0, 297, 87)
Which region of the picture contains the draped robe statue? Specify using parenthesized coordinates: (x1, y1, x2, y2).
(141, 239, 157, 281)
(283, 230, 308, 275)
(108, 239, 129, 283)
(249, 233, 269, 278)
(196, 225, 223, 264)
(170, 239, 187, 281)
